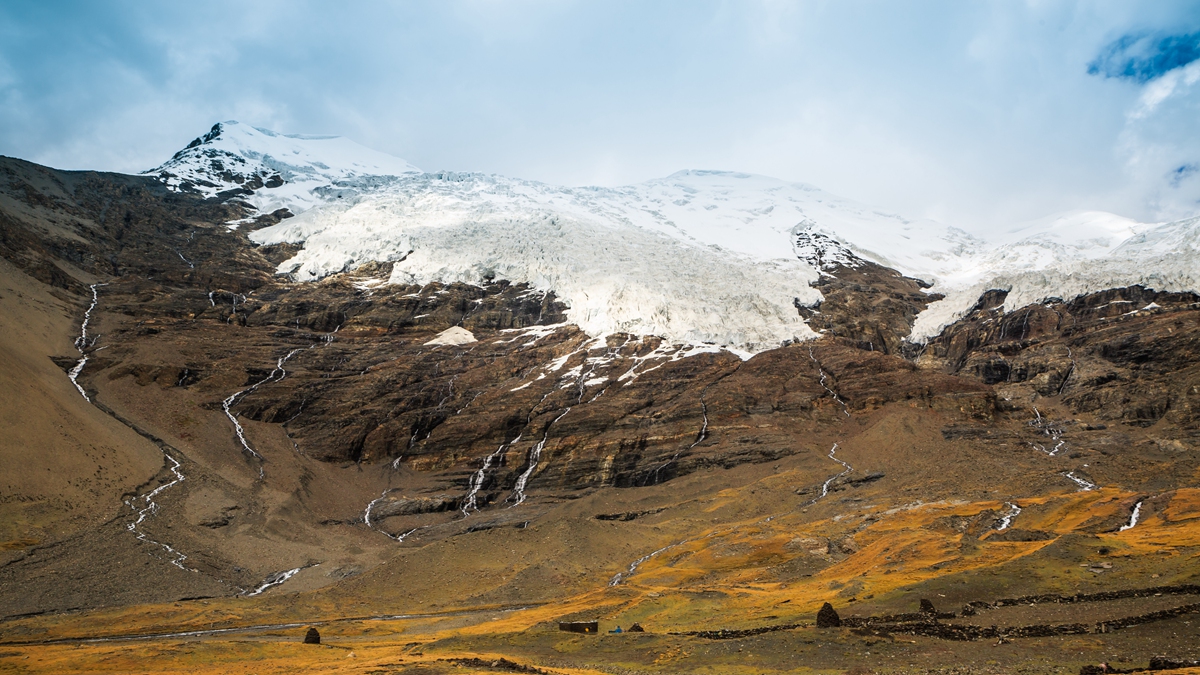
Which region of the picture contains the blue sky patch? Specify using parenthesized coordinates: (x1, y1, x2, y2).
(1089, 31, 1200, 82)
(1171, 163, 1199, 187)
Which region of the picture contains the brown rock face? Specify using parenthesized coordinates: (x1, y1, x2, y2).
(798, 260, 943, 355)
(920, 285, 1200, 430)
(3, 154, 1199, 621)
(369, 494, 460, 518)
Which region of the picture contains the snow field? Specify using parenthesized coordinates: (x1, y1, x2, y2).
(148, 122, 1199, 352)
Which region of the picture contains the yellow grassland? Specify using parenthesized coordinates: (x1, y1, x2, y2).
(3, 488, 1198, 673)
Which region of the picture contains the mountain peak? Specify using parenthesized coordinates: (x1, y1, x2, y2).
(145, 121, 420, 215)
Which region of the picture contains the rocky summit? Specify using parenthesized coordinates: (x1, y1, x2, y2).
(1, 126, 1198, 675)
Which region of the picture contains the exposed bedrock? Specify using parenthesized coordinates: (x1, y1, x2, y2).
(797, 259, 943, 355)
(920, 285, 1200, 429)
(4, 155, 1198, 503)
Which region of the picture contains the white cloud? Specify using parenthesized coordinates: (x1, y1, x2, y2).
(1131, 59, 1200, 119)
(0, 1, 1197, 231)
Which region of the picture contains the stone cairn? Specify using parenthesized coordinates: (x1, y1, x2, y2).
(817, 602, 841, 628)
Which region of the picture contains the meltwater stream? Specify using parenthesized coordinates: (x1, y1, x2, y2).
(1119, 500, 1144, 532)
(363, 490, 424, 542)
(68, 283, 107, 401)
(996, 502, 1022, 531)
(510, 408, 572, 507)
(363, 491, 388, 530)
(1027, 407, 1105, 493)
(1028, 407, 1067, 456)
(608, 525, 737, 587)
(808, 346, 850, 418)
(608, 540, 688, 587)
(222, 348, 306, 462)
(246, 564, 317, 596)
(1063, 471, 1098, 491)
(63, 283, 204, 574)
(462, 436, 520, 515)
(652, 398, 709, 485)
(126, 453, 194, 571)
(809, 442, 853, 504)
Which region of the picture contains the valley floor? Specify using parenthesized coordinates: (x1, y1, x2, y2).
(3, 482, 1200, 674)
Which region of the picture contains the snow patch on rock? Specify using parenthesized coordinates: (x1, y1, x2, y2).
(425, 326, 477, 346)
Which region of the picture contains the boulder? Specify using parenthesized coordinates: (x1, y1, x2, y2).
(370, 495, 460, 518)
(303, 627, 320, 644)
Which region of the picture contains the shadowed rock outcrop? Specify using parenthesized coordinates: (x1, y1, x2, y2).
(797, 260, 943, 355)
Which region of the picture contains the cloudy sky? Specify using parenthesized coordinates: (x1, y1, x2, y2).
(1, 1, 1198, 231)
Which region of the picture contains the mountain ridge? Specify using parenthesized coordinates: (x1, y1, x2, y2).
(147, 121, 1196, 351)
(2, 128, 1199, 675)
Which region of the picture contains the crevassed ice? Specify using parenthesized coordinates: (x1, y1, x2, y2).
(154, 122, 1192, 351)
(910, 215, 1200, 341)
(253, 179, 824, 352)
(249, 165, 1200, 352)
(249, 169, 981, 352)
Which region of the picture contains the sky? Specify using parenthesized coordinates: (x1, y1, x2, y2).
(1, 1, 1198, 233)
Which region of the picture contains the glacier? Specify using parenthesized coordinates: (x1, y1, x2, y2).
(909, 213, 1200, 341)
(250, 172, 828, 351)
(248, 168, 985, 351)
(146, 121, 1199, 353)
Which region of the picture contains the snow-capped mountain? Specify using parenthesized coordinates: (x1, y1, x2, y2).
(148, 122, 1200, 352)
(248, 169, 984, 352)
(144, 121, 420, 215)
